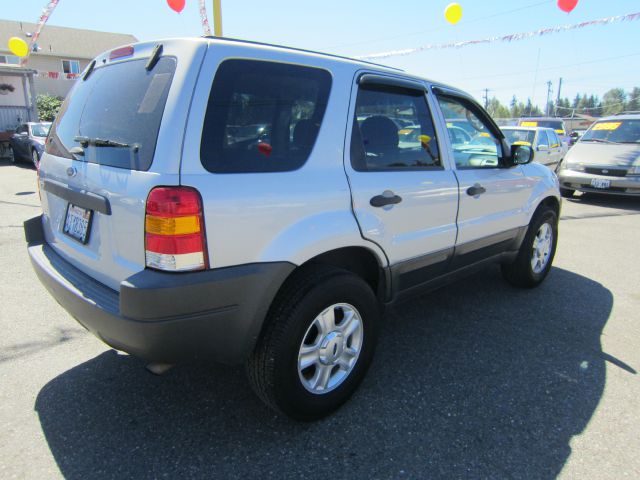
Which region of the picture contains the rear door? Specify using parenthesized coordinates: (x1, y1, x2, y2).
(345, 74, 459, 289)
(535, 130, 553, 167)
(39, 40, 206, 290)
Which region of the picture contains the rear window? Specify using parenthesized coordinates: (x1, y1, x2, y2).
(46, 57, 176, 171)
(200, 59, 332, 173)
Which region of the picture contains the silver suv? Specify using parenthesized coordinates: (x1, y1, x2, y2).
(25, 38, 560, 420)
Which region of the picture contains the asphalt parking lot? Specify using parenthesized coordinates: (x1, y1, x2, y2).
(1, 159, 639, 480)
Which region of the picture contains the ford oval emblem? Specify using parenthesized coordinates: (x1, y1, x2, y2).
(602, 169, 609, 174)
(66, 167, 77, 177)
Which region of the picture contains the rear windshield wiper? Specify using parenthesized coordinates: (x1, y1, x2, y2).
(74, 136, 140, 152)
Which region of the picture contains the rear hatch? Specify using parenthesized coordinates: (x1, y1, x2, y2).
(39, 39, 207, 290)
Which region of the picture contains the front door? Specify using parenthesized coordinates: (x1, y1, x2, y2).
(345, 74, 459, 290)
(433, 92, 534, 266)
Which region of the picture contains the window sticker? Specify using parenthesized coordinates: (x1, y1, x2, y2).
(592, 122, 621, 131)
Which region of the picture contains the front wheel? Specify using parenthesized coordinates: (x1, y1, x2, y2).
(31, 149, 40, 169)
(502, 206, 558, 288)
(246, 266, 380, 421)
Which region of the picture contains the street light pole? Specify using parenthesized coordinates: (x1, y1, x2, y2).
(213, 0, 223, 37)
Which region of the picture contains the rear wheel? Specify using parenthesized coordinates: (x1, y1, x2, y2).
(247, 265, 380, 420)
(502, 206, 558, 288)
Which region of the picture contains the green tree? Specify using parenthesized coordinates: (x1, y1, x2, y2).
(602, 88, 627, 115)
(572, 94, 582, 108)
(625, 87, 640, 111)
(36, 94, 63, 121)
(487, 97, 510, 119)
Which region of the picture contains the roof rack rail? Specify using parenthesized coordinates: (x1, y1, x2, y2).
(613, 111, 640, 115)
(200, 35, 404, 72)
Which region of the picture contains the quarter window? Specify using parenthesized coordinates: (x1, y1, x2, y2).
(436, 96, 502, 169)
(200, 60, 332, 173)
(62, 60, 81, 74)
(351, 84, 441, 171)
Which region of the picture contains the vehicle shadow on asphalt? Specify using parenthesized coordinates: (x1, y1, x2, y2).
(565, 193, 640, 213)
(35, 266, 614, 479)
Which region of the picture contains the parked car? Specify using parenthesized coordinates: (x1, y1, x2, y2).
(557, 113, 640, 198)
(518, 117, 569, 147)
(9, 122, 51, 168)
(568, 129, 586, 146)
(501, 126, 566, 170)
(25, 38, 560, 420)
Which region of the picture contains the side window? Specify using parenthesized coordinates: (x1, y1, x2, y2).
(436, 96, 502, 169)
(549, 131, 560, 148)
(200, 60, 332, 173)
(539, 130, 550, 147)
(17, 125, 28, 134)
(351, 85, 441, 171)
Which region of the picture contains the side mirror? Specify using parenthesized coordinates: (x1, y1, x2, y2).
(510, 144, 533, 165)
(537, 144, 549, 152)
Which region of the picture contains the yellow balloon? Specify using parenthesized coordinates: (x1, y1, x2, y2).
(8, 36, 29, 57)
(444, 2, 463, 25)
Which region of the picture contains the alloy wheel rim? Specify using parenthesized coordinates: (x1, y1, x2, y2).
(32, 150, 39, 168)
(531, 222, 553, 274)
(297, 303, 363, 395)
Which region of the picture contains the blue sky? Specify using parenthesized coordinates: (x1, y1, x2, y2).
(3, 0, 639, 108)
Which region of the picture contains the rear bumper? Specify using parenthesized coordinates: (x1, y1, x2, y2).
(24, 216, 294, 365)
(558, 170, 640, 196)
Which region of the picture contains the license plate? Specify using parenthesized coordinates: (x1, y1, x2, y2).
(590, 178, 611, 189)
(63, 204, 93, 244)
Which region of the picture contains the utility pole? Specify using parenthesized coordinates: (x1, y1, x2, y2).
(483, 88, 490, 109)
(213, 0, 223, 37)
(545, 81, 553, 116)
(555, 77, 563, 117)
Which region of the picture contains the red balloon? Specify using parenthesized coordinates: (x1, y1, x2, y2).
(167, 0, 185, 13)
(557, 0, 579, 13)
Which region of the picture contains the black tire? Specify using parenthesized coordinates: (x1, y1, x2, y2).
(9, 146, 17, 164)
(501, 206, 558, 288)
(560, 187, 574, 198)
(31, 149, 40, 169)
(246, 265, 380, 421)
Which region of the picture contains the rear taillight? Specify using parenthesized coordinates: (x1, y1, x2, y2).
(145, 187, 208, 272)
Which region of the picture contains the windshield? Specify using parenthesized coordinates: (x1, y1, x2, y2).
(520, 120, 565, 134)
(47, 57, 176, 170)
(30, 123, 50, 137)
(503, 129, 536, 145)
(581, 120, 640, 144)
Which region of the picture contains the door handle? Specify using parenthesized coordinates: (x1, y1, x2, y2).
(466, 184, 486, 196)
(370, 192, 403, 207)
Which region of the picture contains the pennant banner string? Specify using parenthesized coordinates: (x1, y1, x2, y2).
(356, 12, 640, 60)
(21, 0, 60, 65)
(198, 0, 212, 36)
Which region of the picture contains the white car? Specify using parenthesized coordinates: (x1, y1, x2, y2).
(502, 126, 566, 171)
(25, 37, 560, 420)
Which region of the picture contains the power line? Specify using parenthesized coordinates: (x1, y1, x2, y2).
(459, 52, 640, 82)
(327, 0, 554, 50)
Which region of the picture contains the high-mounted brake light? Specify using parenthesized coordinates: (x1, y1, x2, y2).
(145, 187, 208, 272)
(109, 45, 134, 61)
